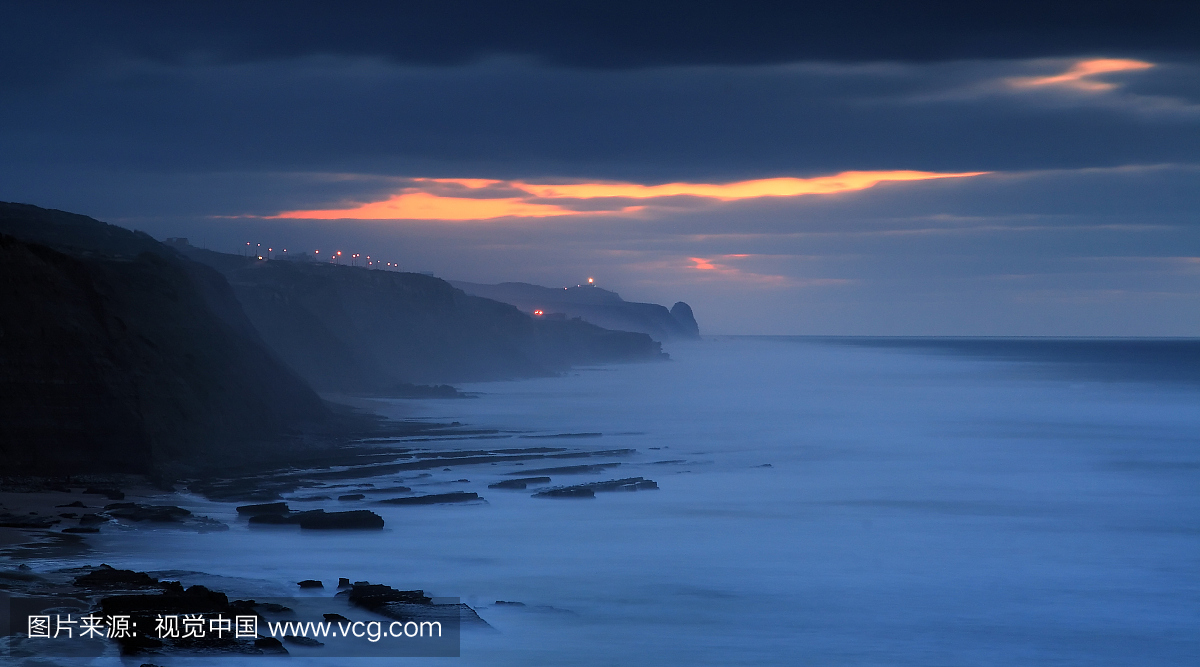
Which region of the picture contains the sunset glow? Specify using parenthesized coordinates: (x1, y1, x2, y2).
(515, 171, 986, 201)
(1010, 58, 1154, 92)
(272, 191, 576, 220)
(270, 170, 988, 221)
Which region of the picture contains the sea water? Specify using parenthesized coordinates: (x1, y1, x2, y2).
(31, 337, 1200, 665)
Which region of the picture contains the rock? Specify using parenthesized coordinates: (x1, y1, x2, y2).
(284, 635, 324, 647)
(337, 493, 365, 501)
(56, 500, 87, 508)
(298, 510, 384, 530)
(324, 612, 351, 621)
(103, 503, 192, 522)
(337, 578, 351, 588)
(344, 582, 432, 608)
(74, 564, 164, 589)
(670, 301, 700, 337)
(236, 501, 291, 515)
(101, 581, 231, 616)
(533, 477, 657, 498)
(79, 513, 107, 525)
(298, 579, 323, 588)
(91, 580, 286, 654)
(534, 487, 595, 498)
(488, 477, 551, 490)
(495, 600, 526, 606)
(377, 492, 480, 505)
(254, 637, 286, 650)
(62, 526, 100, 533)
(84, 487, 125, 500)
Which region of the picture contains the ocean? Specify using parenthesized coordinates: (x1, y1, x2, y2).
(31, 337, 1200, 665)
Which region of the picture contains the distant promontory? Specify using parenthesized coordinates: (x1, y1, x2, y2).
(451, 280, 700, 341)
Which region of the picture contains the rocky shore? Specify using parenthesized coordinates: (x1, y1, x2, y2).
(0, 424, 674, 660)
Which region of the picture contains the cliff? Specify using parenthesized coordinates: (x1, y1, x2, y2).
(182, 249, 667, 392)
(0, 203, 332, 475)
(449, 280, 701, 340)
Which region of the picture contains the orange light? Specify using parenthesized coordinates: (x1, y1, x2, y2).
(533, 310, 544, 316)
(268, 170, 988, 221)
(1010, 58, 1154, 92)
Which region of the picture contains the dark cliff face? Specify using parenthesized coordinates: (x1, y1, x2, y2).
(0, 203, 330, 475)
(184, 251, 667, 391)
(450, 280, 701, 341)
(670, 302, 700, 337)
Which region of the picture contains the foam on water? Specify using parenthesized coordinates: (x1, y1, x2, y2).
(37, 337, 1200, 665)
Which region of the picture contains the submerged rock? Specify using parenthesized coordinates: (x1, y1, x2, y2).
(74, 564, 164, 589)
(298, 509, 384, 530)
(488, 477, 551, 490)
(236, 501, 290, 515)
(377, 491, 481, 505)
(533, 487, 595, 498)
(103, 503, 191, 522)
(284, 635, 324, 647)
(344, 582, 432, 608)
(533, 477, 658, 498)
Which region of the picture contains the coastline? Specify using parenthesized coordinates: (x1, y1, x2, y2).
(0, 402, 663, 660)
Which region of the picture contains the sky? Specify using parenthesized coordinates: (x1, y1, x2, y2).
(4, 1, 1200, 335)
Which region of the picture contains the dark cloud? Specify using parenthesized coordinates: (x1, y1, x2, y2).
(5, 0, 1200, 87)
(3, 58, 1198, 196)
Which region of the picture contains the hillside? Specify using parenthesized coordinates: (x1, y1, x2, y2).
(0, 203, 333, 475)
(450, 280, 700, 340)
(181, 249, 667, 392)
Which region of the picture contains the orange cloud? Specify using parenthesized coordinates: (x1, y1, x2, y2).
(1010, 58, 1154, 92)
(516, 171, 985, 201)
(686, 255, 798, 285)
(272, 191, 574, 220)
(271, 170, 988, 221)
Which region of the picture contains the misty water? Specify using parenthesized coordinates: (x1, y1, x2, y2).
(42, 337, 1200, 665)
